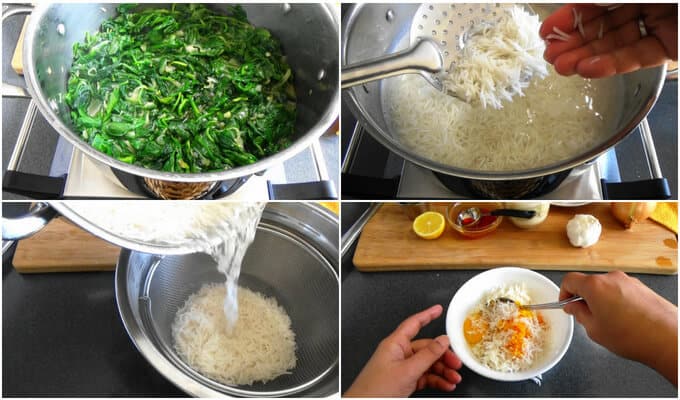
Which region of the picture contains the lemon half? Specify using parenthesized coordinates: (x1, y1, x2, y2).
(413, 211, 445, 240)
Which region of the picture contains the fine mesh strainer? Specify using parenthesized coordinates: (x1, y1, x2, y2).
(115, 203, 338, 397)
(342, 3, 515, 95)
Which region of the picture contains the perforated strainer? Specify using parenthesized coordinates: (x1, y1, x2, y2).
(115, 203, 338, 397)
(342, 3, 515, 95)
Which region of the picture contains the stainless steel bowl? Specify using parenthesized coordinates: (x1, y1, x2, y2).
(21, 3, 339, 183)
(115, 203, 339, 397)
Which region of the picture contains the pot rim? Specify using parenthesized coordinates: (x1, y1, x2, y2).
(341, 3, 667, 181)
(23, 3, 340, 183)
(50, 201, 207, 255)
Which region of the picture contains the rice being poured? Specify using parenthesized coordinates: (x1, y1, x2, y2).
(172, 283, 297, 385)
(444, 6, 548, 109)
(66, 201, 264, 328)
(463, 284, 547, 372)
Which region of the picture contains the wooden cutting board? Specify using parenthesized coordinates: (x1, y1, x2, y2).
(13, 217, 120, 273)
(11, 17, 29, 75)
(353, 203, 677, 274)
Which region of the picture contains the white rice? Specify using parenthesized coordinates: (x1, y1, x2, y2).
(172, 284, 297, 386)
(443, 6, 548, 109)
(383, 66, 620, 172)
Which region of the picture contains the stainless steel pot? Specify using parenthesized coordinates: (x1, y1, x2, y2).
(342, 3, 667, 197)
(10, 3, 339, 185)
(2, 201, 209, 254)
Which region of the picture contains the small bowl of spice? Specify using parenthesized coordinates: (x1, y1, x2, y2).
(446, 202, 503, 239)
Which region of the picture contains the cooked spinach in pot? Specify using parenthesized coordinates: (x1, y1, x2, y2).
(65, 4, 296, 173)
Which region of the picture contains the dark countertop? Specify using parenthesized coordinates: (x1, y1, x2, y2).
(2, 201, 184, 396)
(340, 203, 678, 397)
(2, 258, 185, 397)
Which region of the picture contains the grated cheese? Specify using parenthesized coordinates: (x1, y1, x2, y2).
(463, 284, 548, 372)
(172, 284, 297, 386)
(443, 6, 548, 109)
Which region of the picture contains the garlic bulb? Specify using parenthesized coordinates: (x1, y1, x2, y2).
(566, 214, 601, 248)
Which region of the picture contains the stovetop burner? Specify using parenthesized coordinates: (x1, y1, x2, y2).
(63, 148, 272, 199)
(397, 160, 606, 200)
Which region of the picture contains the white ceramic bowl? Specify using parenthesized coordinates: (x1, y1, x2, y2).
(445, 267, 573, 381)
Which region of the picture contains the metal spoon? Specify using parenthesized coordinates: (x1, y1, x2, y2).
(457, 207, 535, 226)
(496, 295, 584, 310)
(342, 3, 520, 99)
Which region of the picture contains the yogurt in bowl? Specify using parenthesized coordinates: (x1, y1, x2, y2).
(445, 267, 573, 381)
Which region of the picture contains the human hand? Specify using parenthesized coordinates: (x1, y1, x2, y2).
(344, 305, 463, 397)
(560, 271, 678, 385)
(539, 4, 677, 78)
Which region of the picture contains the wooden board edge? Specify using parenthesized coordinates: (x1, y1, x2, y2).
(13, 264, 118, 274)
(354, 263, 678, 275)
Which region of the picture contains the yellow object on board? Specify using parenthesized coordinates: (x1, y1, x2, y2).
(412, 211, 446, 240)
(649, 202, 678, 234)
(318, 202, 339, 215)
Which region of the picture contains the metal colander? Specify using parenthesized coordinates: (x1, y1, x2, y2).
(115, 204, 339, 397)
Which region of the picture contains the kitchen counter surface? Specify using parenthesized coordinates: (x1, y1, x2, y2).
(1, 201, 183, 397)
(2, 247, 185, 396)
(340, 203, 678, 397)
(2, 261, 186, 397)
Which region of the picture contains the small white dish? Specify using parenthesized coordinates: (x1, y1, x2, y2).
(445, 267, 574, 381)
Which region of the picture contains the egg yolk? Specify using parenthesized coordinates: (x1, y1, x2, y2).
(463, 312, 488, 345)
(500, 310, 540, 358)
(464, 308, 545, 359)
(504, 321, 529, 357)
(537, 312, 545, 326)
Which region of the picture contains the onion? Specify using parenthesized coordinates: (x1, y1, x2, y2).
(610, 202, 657, 229)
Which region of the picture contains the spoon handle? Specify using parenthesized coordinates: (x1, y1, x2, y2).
(523, 295, 583, 310)
(490, 209, 536, 219)
(342, 39, 443, 89)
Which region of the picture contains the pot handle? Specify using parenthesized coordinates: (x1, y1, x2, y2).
(2, 5, 33, 21)
(2, 4, 33, 99)
(267, 180, 338, 200)
(2, 99, 67, 199)
(2, 202, 57, 240)
(266, 137, 338, 199)
(601, 118, 672, 200)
